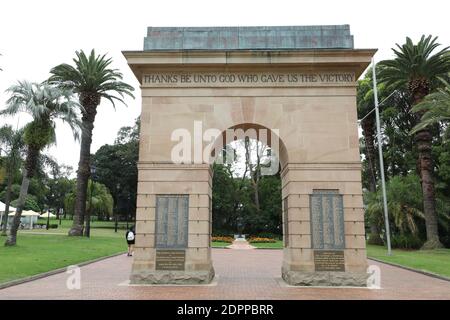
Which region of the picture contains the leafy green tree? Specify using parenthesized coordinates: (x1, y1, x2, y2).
(92, 119, 139, 221)
(211, 161, 282, 236)
(367, 174, 449, 246)
(64, 180, 113, 220)
(379, 35, 450, 249)
(0, 81, 80, 246)
(46, 170, 75, 219)
(379, 90, 418, 177)
(212, 163, 243, 233)
(11, 196, 40, 212)
(0, 125, 24, 235)
(357, 76, 378, 192)
(49, 49, 134, 236)
(357, 67, 395, 245)
(250, 175, 282, 235)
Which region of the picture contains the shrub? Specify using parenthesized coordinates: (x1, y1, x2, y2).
(33, 223, 58, 229)
(248, 237, 277, 243)
(212, 236, 234, 243)
(439, 235, 450, 248)
(212, 231, 233, 237)
(367, 233, 384, 246)
(390, 234, 423, 249)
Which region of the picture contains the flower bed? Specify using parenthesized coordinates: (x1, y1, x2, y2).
(248, 237, 277, 243)
(212, 236, 234, 243)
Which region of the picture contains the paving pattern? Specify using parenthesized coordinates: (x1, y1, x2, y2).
(1, 249, 449, 300)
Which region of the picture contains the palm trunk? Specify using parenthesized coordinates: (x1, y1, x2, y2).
(362, 118, 383, 245)
(1, 170, 13, 236)
(5, 174, 30, 246)
(69, 100, 97, 236)
(416, 129, 442, 249)
(5, 146, 39, 246)
(361, 119, 378, 192)
(411, 87, 443, 249)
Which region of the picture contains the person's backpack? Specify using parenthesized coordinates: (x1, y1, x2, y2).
(127, 231, 135, 241)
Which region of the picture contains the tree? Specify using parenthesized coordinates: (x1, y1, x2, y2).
(211, 162, 244, 233)
(46, 163, 74, 219)
(0, 81, 80, 246)
(49, 49, 134, 236)
(357, 68, 392, 245)
(11, 196, 40, 212)
(0, 125, 24, 235)
(92, 118, 139, 221)
(411, 81, 450, 137)
(64, 180, 113, 221)
(366, 175, 424, 237)
(379, 35, 450, 249)
(211, 138, 282, 236)
(357, 76, 378, 193)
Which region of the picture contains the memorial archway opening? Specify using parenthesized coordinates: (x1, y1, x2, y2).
(209, 123, 287, 247)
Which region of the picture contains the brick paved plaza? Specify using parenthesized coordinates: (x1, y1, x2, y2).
(0, 249, 449, 300)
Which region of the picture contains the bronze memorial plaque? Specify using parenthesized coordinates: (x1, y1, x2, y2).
(314, 250, 345, 272)
(156, 250, 186, 271)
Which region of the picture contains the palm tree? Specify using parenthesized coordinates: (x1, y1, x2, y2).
(49, 49, 134, 236)
(64, 181, 114, 219)
(411, 80, 450, 136)
(0, 125, 24, 236)
(366, 174, 425, 238)
(379, 35, 450, 249)
(1, 81, 80, 246)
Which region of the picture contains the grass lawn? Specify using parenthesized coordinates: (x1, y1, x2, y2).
(0, 226, 126, 285)
(212, 241, 230, 248)
(366, 244, 450, 278)
(251, 240, 283, 249)
(34, 218, 130, 230)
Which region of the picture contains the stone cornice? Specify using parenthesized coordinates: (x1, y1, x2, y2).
(122, 49, 377, 84)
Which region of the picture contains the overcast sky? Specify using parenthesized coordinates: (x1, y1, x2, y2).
(0, 0, 449, 175)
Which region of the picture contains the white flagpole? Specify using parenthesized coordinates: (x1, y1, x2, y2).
(372, 58, 392, 256)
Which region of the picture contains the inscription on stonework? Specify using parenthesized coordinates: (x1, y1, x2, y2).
(155, 195, 189, 249)
(314, 250, 345, 272)
(310, 190, 345, 250)
(155, 250, 186, 271)
(142, 72, 355, 86)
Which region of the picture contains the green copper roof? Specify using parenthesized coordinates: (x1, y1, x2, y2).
(144, 25, 354, 51)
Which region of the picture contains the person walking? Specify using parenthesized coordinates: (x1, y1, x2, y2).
(126, 226, 135, 257)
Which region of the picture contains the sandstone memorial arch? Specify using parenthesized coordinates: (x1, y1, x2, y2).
(123, 25, 376, 286)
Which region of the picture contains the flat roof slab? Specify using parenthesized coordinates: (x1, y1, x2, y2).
(144, 25, 354, 51)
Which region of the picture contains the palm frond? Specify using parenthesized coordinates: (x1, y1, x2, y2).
(49, 49, 135, 110)
(1, 81, 81, 146)
(410, 82, 450, 134)
(379, 35, 450, 92)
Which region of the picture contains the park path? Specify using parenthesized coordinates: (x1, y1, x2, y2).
(0, 249, 449, 299)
